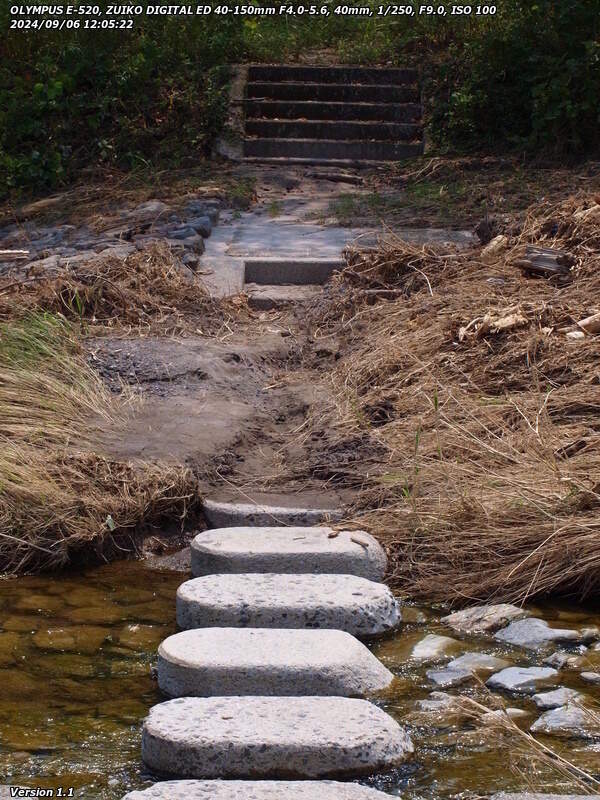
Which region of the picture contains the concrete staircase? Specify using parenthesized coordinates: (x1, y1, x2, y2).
(243, 64, 424, 165)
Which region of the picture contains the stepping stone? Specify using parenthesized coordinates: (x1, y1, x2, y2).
(530, 704, 600, 739)
(191, 527, 386, 581)
(157, 628, 394, 698)
(203, 498, 342, 527)
(532, 687, 583, 710)
(141, 696, 414, 779)
(176, 573, 400, 638)
(442, 603, 529, 634)
(486, 666, 558, 695)
(122, 780, 396, 799)
(495, 618, 582, 650)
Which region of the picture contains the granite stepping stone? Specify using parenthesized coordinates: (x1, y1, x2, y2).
(141, 696, 413, 779)
(122, 780, 398, 799)
(157, 628, 394, 698)
(202, 498, 342, 528)
(190, 526, 386, 581)
(176, 573, 401, 638)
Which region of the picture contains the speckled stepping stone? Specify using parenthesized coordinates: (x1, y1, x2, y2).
(190, 526, 386, 581)
(141, 696, 413, 779)
(158, 628, 394, 698)
(176, 573, 400, 638)
(123, 780, 397, 799)
(202, 498, 342, 527)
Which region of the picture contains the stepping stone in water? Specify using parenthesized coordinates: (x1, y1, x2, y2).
(176, 573, 401, 638)
(123, 780, 397, 799)
(495, 618, 582, 650)
(486, 666, 558, 695)
(530, 704, 600, 739)
(141, 696, 414, 779)
(202, 498, 342, 527)
(532, 687, 583, 710)
(157, 628, 394, 698)
(191, 526, 386, 581)
(442, 603, 529, 634)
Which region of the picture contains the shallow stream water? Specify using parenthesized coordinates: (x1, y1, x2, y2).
(0, 561, 598, 798)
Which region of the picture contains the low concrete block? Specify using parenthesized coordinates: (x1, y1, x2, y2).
(123, 780, 397, 799)
(202, 498, 342, 527)
(176, 573, 401, 638)
(190, 526, 386, 581)
(157, 628, 394, 698)
(141, 696, 413, 779)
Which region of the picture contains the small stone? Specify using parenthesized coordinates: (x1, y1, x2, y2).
(416, 691, 455, 712)
(581, 671, 600, 685)
(182, 234, 205, 254)
(481, 708, 530, 723)
(122, 780, 396, 799)
(543, 651, 585, 670)
(190, 527, 387, 582)
(447, 652, 511, 674)
(157, 628, 394, 698)
(532, 688, 583, 710)
(32, 625, 110, 655)
(441, 603, 529, 634)
(426, 666, 473, 689)
(141, 696, 413, 779)
(495, 618, 582, 650)
(168, 226, 198, 240)
(176, 573, 400, 639)
(187, 216, 212, 238)
(410, 634, 461, 663)
(127, 200, 169, 219)
(581, 626, 600, 643)
(530, 704, 600, 739)
(486, 666, 558, 694)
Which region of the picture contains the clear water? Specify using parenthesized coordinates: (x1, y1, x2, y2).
(0, 561, 598, 798)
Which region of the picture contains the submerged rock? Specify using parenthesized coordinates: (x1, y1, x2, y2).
(543, 651, 586, 670)
(486, 666, 558, 694)
(495, 618, 582, 650)
(441, 603, 528, 634)
(410, 634, 461, 663)
(426, 651, 510, 688)
(581, 671, 600, 685)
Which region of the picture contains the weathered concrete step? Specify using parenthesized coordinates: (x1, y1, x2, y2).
(176, 573, 401, 638)
(141, 696, 414, 779)
(123, 780, 401, 799)
(248, 64, 419, 85)
(246, 119, 422, 142)
(245, 99, 422, 122)
(191, 526, 386, 580)
(247, 82, 419, 103)
(203, 497, 342, 527)
(157, 628, 394, 697)
(244, 258, 344, 286)
(246, 283, 324, 311)
(244, 138, 423, 161)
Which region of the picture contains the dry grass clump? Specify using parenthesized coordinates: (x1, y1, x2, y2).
(0, 313, 200, 573)
(0, 243, 246, 335)
(305, 193, 600, 604)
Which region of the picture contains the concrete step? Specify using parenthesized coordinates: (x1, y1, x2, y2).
(244, 138, 423, 161)
(247, 82, 419, 103)
(203, 497, 342, 527)
(123, 780, 397, 800)
(248, 64, 419, 85)
(141, 696, 413, 779)
(244, 258, 344, 285)
(157, 628, 394, 698)
(190, 526, 387, 581)
(245, 119, 422, 142)
(245, 99, 422, 122)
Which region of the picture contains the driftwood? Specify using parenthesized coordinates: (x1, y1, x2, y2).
(514, 245, 574, 277)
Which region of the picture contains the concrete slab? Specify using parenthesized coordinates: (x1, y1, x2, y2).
(190, 526, 387, 581)
(141, 696, 414, 779)
(176, 573, 400, 638)
(157, 628, 394, 697)
(123, 780, 398, 799)
(202, 498, 342, 527)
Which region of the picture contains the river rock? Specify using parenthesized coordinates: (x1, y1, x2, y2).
(495, 618, 582, 650)
(202, 498, 342, 528)
(410, 634, 461, 663)
(168, 225, 198, 240)
(494, 795, 600, 800)
(543, 651, 585, 670)
(532, 687, 583, 710)
(426, 652, 510, 689)
(176, 573, 400, 638)
(581, 671, 600, 685)
(486, 666, 558, 694)
(157, 628, 394, 698)
(426, 666, 473, 689)
(190, 527, 387, 581)
(187, 216, 212, 238)
(441, 603, 529, 634)
(141, 696, 413, 779)
(122, 780, 396, 799)
(530, 704, 600, 739)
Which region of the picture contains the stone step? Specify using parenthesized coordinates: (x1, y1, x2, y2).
(248, 64, 419, 85)
(245, 99, 423, 122)
(203, 497, 342, 527)
(246, 283, 324, 311)
(247, 82, 420, 103)
(157, 628, 394, 698)
(244, 258, 344, 286)
(176, 573, 401, 638)
(123, 780, 402, 799)
(190, 526, 387, 581)
(141, 696, 413, 779)
(245, 119, 422, 142)
(244, 138, 423, 161)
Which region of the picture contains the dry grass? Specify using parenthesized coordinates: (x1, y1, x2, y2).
(301, 193, 600, 604)
(0, 313, 200, 574)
